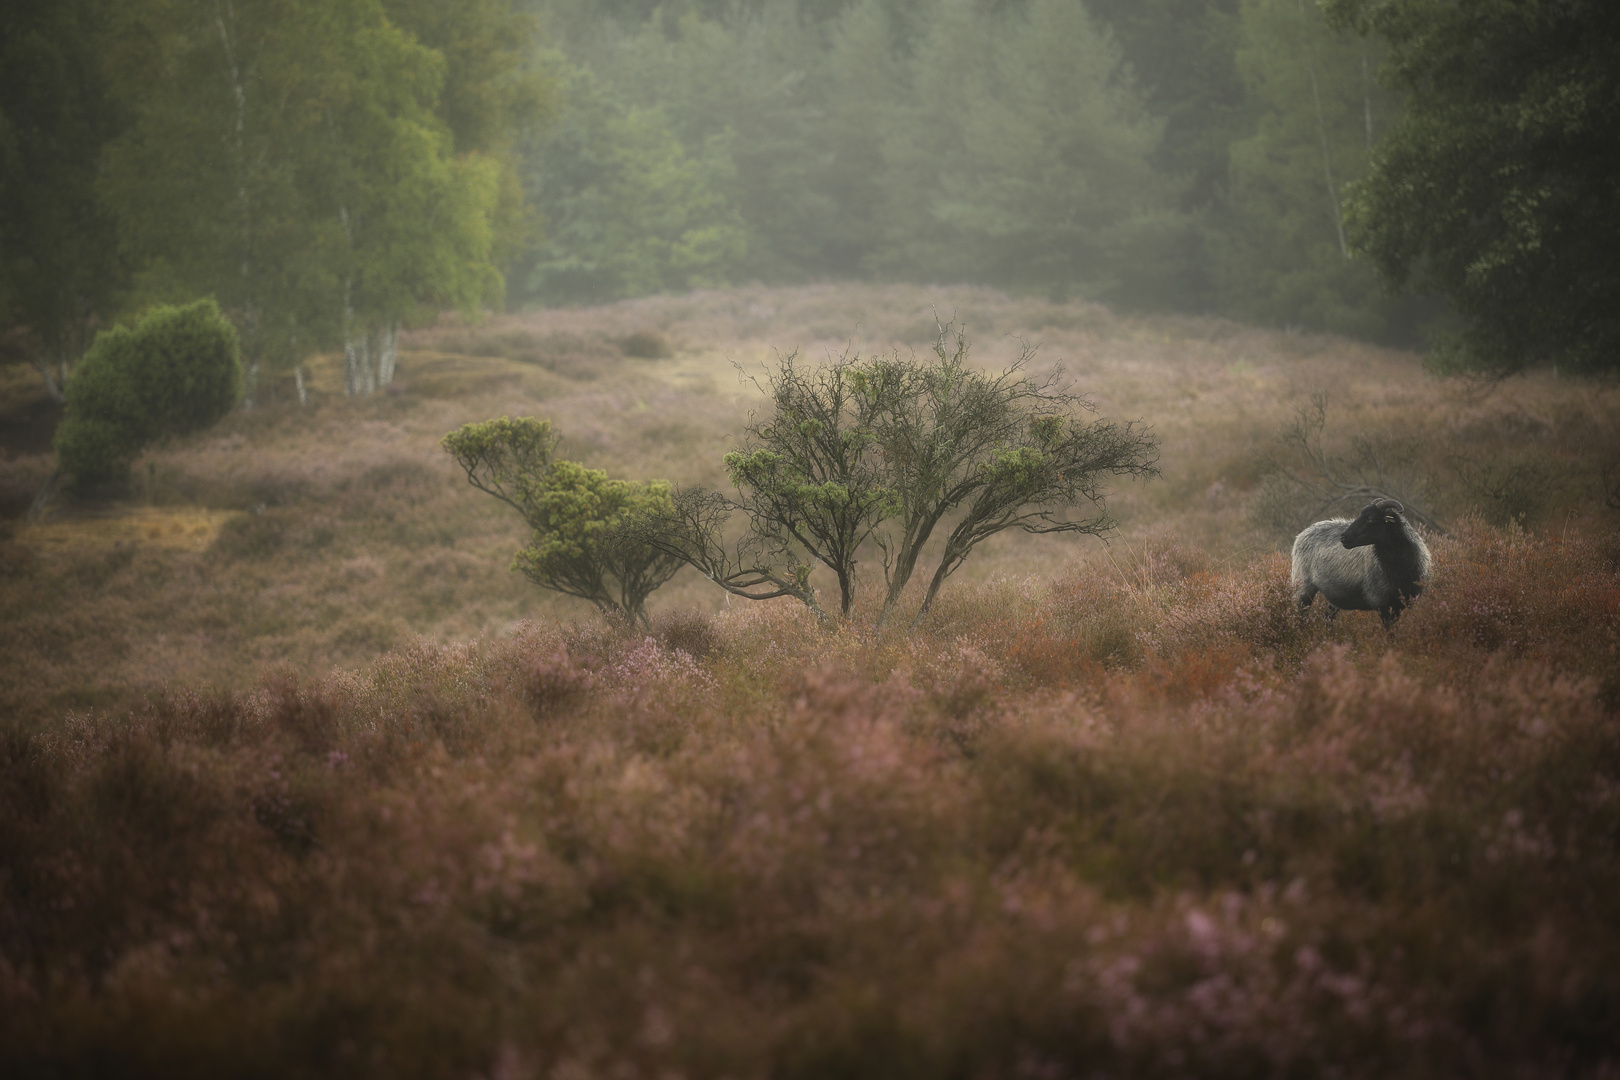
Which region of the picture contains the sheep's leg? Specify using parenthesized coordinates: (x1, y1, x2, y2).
(1379, 603, 1403, 633)
(1295, 583, 1319, 611)
(1323, 604, 1339, 624)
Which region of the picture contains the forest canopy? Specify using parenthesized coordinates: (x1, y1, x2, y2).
(518, 0, 1436, 342)
(1326, 0, 1620, 377)
(2, 0, 1615, 382)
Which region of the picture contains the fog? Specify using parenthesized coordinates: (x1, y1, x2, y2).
(515, 0, 1437, 343)
(4, 2, 1620, 1074)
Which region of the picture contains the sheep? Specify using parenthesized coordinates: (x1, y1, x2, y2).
(1291, 498, 1431, 631)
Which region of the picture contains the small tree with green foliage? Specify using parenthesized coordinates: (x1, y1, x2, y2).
(863, 328, 1161, 625)
(640, 329, 1160, 623)
(510, 462, 684, 625)
(442, 417, 683, 625)
(52, 299, 243, 491)
(720, 352, 900, 619)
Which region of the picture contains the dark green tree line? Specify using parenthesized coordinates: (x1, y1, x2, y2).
(0, 0, 125, 401)
(1326, 0, 1620, 376)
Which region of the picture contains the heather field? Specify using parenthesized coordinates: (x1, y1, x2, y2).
(3, 284, 1620, 1077)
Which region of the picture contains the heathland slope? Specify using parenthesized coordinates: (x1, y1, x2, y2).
(2, 285, 1618, 1076)
(2, 284, 1613, 723)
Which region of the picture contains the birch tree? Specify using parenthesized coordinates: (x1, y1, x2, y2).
(100, 0, 511, 400)
(314, 12, 503, 396)
(381, 0, 549, 291)
(100, 0, 341, 400)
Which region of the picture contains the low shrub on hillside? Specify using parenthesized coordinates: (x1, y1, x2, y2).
(2, 523, 1618, 1077)
(54, 299, 243, 487)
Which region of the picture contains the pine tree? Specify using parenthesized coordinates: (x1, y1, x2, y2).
(874, 0, 1169, 301)
(523, 62, 746, 304)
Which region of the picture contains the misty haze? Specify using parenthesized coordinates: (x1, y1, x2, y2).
(2, 1, 1618, 1076)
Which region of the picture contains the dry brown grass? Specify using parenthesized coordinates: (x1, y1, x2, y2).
(11, 282, 1610, 725)
(2, 284, 1619, 1077)
(3, 526, 1618, 1077)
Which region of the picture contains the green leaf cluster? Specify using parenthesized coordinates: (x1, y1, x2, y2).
(54, 299, 243, 485)
(442, 417, 682, 623)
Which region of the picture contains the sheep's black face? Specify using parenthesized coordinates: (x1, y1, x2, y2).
(1341, 500, 1403, 549)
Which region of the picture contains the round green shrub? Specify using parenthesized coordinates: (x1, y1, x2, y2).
(55, 299, 242, 485)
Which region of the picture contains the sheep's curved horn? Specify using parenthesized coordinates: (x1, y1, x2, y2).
(1376, 498, 1404, 513)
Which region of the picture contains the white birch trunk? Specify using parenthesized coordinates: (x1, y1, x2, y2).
(33, 355, 68, 404)
(215, 0, 258, 404)
(294, 363, 307, 406)
(344, 326, 377, 397)
(377, 321, 398, 388)
(335, 204, 397, 396)
(342, 319, 397, 396)
(1297, 0, 1349, 260)
(342, 276, 368, 397)
(340, 302, 396, 397)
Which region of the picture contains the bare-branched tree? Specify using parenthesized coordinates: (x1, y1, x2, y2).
(632, 486, 824, 617)
(1252, 393, 1443, 534)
